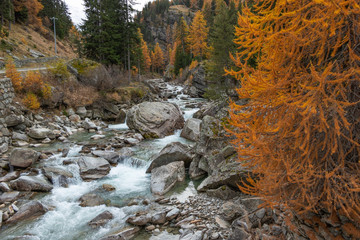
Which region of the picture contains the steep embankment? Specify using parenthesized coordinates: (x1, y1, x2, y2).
(0, 24, 76, 62)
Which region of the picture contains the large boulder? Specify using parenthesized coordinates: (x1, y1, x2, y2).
(92, 150, 119, 164)
(27, 127, 54, 140)
(151, 161, 185, 195)
(5, 114, 24, 127)
(180, 118, 201, 141)
(6, 201, 47, 224)
(79, 193, 105, 207)
(9, 175, 53, 192)
(9, 148, 39, 168)
(77, 156, 110, 181)
(43, 166, 74, 187)
(146, 142, 192, 173)
(88, 210, 113, 228)
(126, 102, 184, 138)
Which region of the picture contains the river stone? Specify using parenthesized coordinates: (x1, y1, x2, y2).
(221, 201, 247, 221)
(92, 151, 119, 164)
(0, 191, 20, 203)
(78, 156, 110, 181)
(151, 211, 167, 224)
(12, 132, 29, 141)
(180, 118, 201, 141)
(0, 182, 11, 192)
(9, 175, 53, 192)
(76, 106, 87, 118)
(180, 230, 204, 240)
(6, 201, 47, 224)
(69, 114, 81, 123)
(79, 193, 105, 207)
(9, 148, 39, 168)
(127, 214, 151, 226)
(43, 166, 74, 187)
(100, 226, 140, 240)
(88, 210, 113, 228)
(166, 207, 180, 221)
(82, 118, 97, 130)
(5, 114, 24, 127)
(0, 171, 20, 182)
(151, 161, 185, 195)
(27, 127, 54, 140)
(206, 185, 240, 200)
(126, 102, 184, 138)
(146, 142, 192, 173)
(189, 157, 207, 180)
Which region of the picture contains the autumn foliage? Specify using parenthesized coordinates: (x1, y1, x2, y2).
(227, 0, 360, 220)
(188, 11, 208, 59)
(5, 58, 23, 92)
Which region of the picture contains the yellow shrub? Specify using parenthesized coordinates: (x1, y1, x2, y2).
(5, 58, 23, 92)
(41, 83, 52, 100)
(23, 93, 40, 110)
(189, 60, 199, 70)
(48, 59, 70, 80)
(23, 71, 44, 94)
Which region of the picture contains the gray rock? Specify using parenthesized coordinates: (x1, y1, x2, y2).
(0, 191, 20, 203)
(29, 49, 45, 58)
(5, 114, 24, 127)
(9, 175, 53, 192)
(43, 166, 74, 187)
(215, 216, 230, 228)
(151, 161, 185, 195)
(127, 214, 150, 226)
(0, 171, 20, 182)
(79, 193, 105, 207)
(228, 227, 251, 240)
(69, 114, 81, 122)
(221, 201, 246, 221)
(82, 118, 97, 130)
(92, 151, 119, 164)
(166, 207, 180, 221)
(206, 185, 240, 200)
(78, 156, 110, 181)
(146, 142, 192, 173)
(151, 211, 166, 224)
(27, 128, 54, 140)
(12, 132, 29, 142)
(189, 157, 207, 180)
(100, 227, 140, 240)
(180, 230, 203, 240)
(76, 107, 87, 118)
(9, 148, 39, 168)
(88, 210, 114, 228)
(0, 182, 11, 192)
(180, 118, 201, 141)
(6, 201, 47, 224)
(127, 102, 184, 138)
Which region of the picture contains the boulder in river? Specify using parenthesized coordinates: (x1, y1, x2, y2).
(146, 142, 192, 173)
(126, 102, 184, 138)
(78, 156, 110, 181)
(151, 161, 185, 195)
(180, 118, 201, 141)
(6, 201, 47, 224)
(9, 148, 39, 168)
(100, 226, 140, 240)
(79, 193, 105, 207)
(0, 191, 20, 204)
(27, 127, 54, 140)
(88, 210, 113, 228)
(9, 175, 53, 192)
(92, 150, 119, 164)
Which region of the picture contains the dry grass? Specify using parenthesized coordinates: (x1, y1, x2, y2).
(0, 24, 76, 60)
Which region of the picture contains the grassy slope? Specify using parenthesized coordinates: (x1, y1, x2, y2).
(0, 24, 77, 61)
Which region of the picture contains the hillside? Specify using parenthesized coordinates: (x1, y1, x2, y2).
(0, 23, 77, 64)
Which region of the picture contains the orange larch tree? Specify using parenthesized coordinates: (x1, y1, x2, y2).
(227, 0, 360, 221)
(142, 41, 152, 72)
(13, 0, 44, 29)
(188, 11, 209, 59)
(151, 43, 164, 73)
